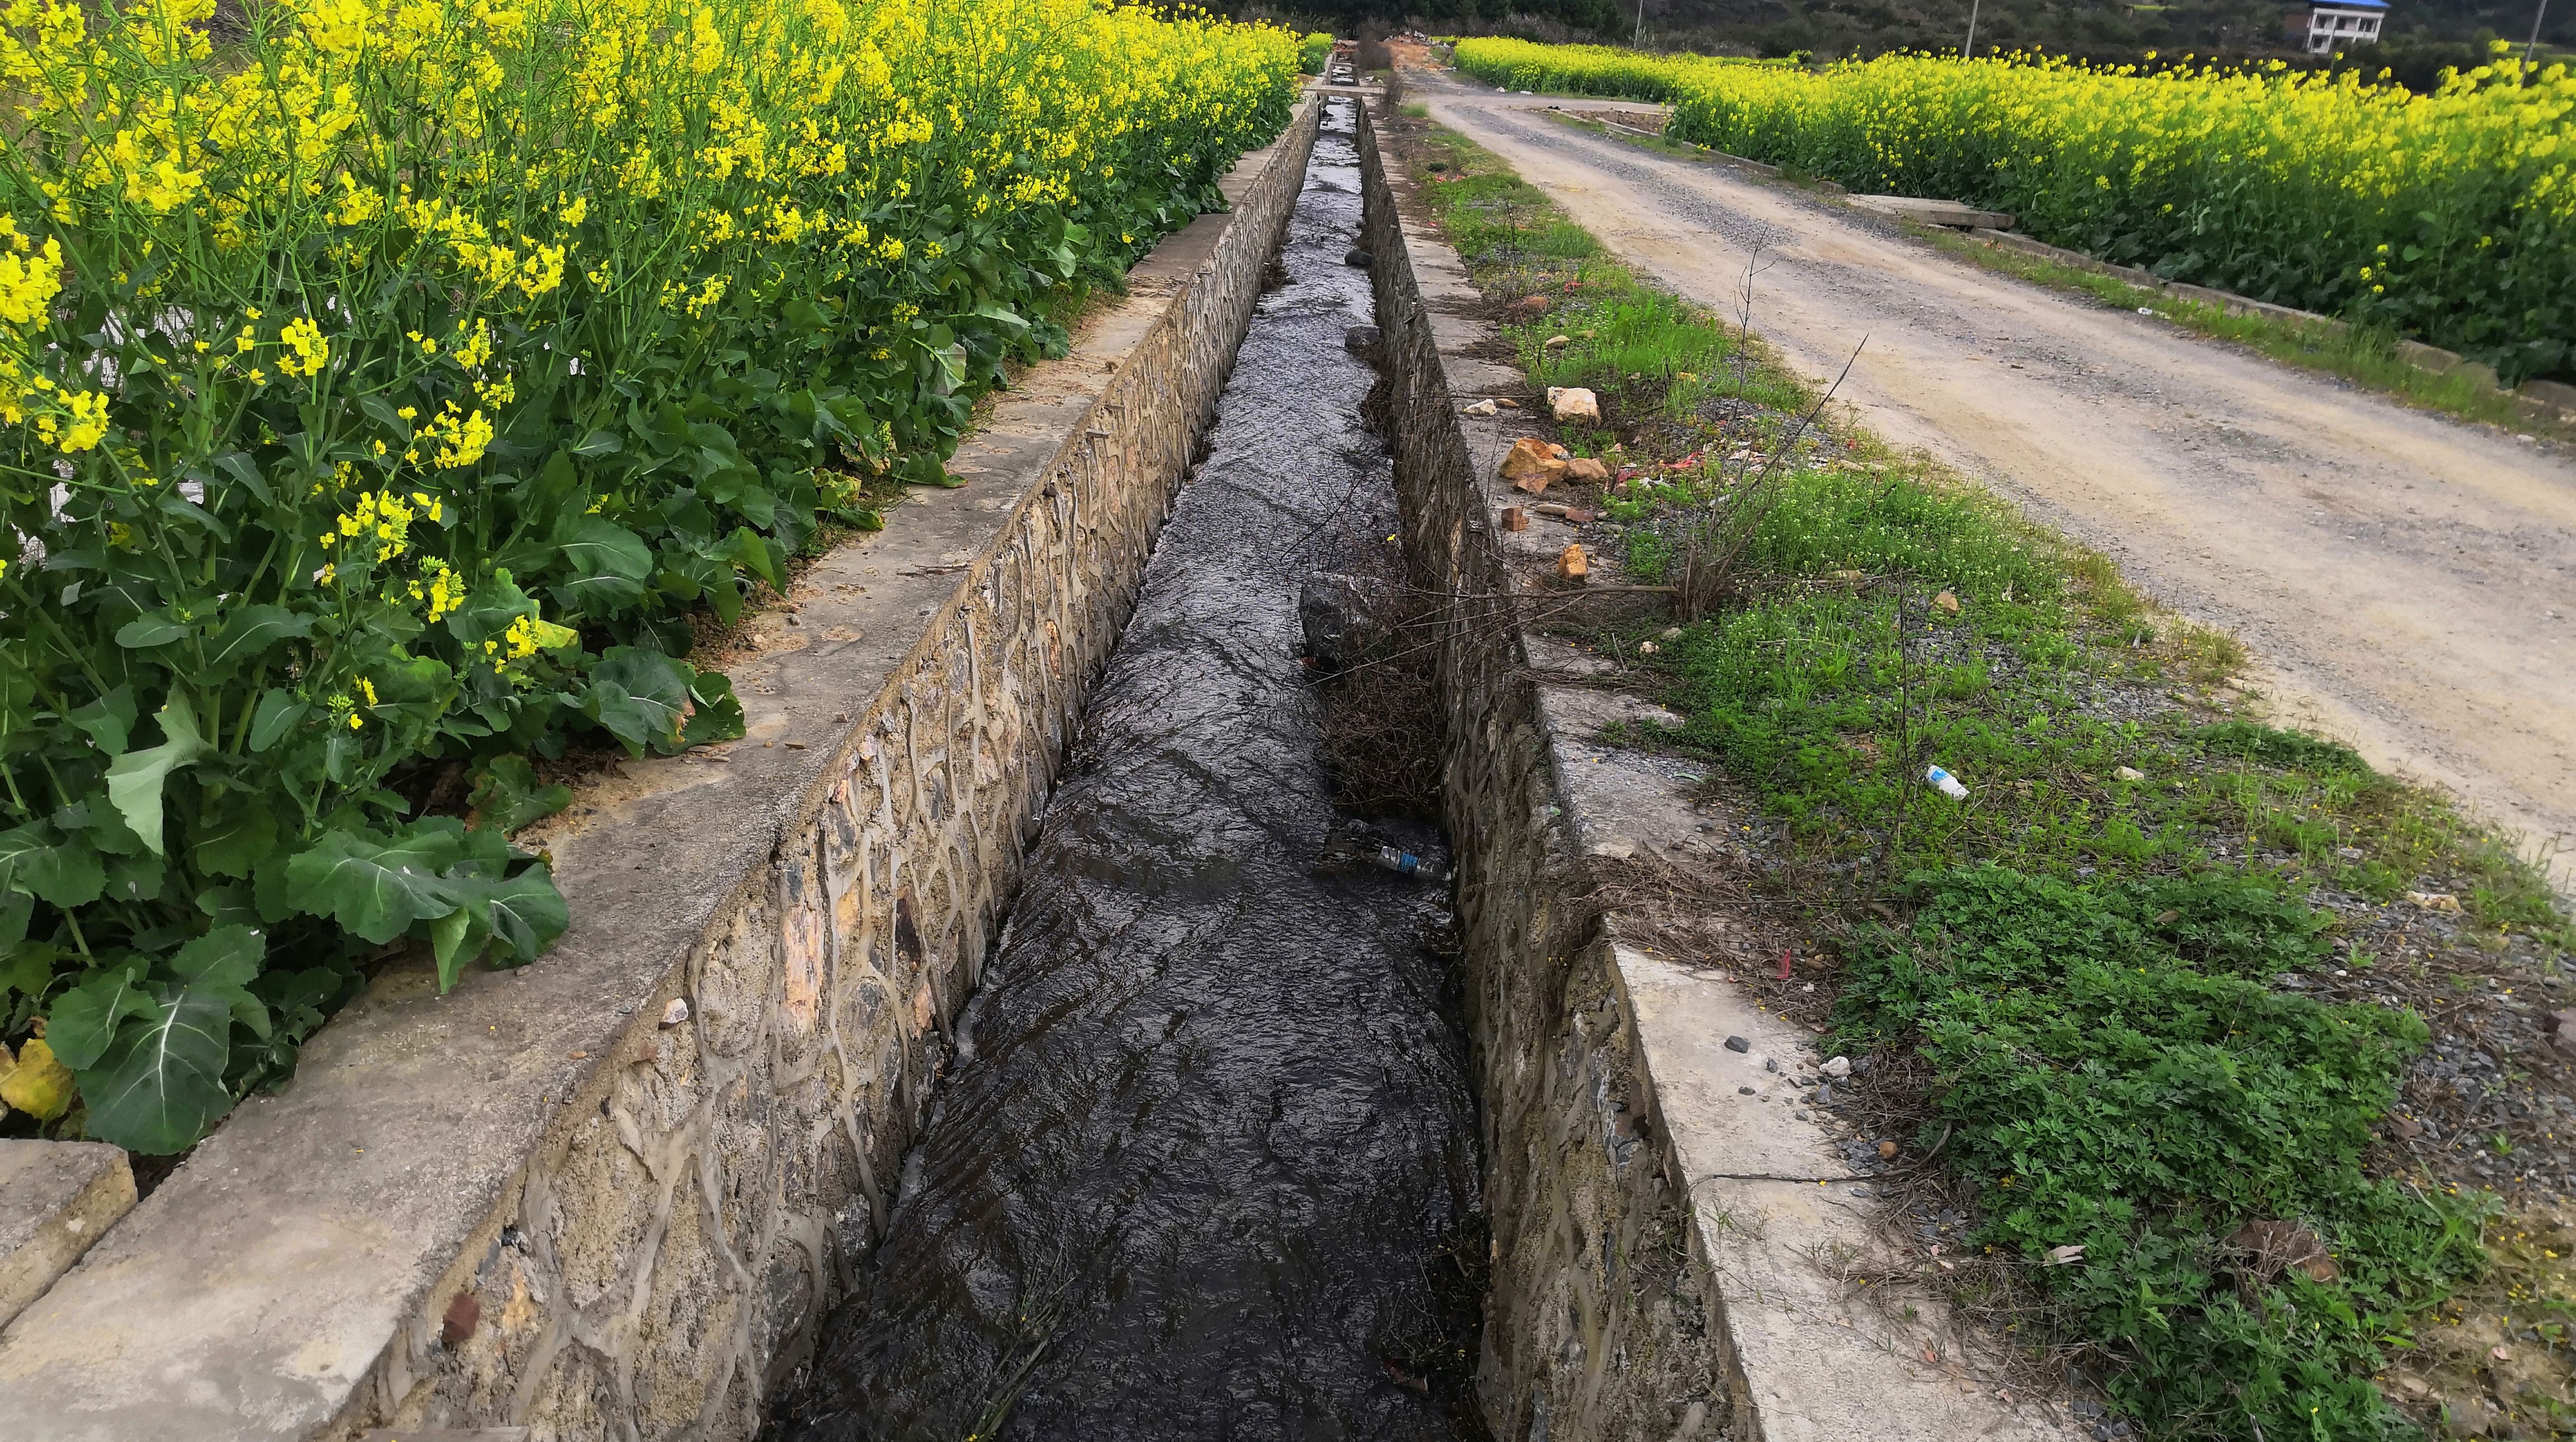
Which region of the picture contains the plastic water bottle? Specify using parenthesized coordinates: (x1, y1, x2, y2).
(1925, 765, 1969, 800)
(1369, 845, 1447, 880)
(1315, 834, 1451, 882)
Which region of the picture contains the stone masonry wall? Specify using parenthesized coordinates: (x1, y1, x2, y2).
(0, 98, 1322, 1442)
(1357, 106, 1731, 1442)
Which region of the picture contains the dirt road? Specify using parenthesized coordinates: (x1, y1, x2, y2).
(1412, 66, 2576, 882)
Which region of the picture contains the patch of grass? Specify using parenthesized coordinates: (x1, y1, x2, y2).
(1840, 865, 2490, 1438)
(1401, 116, 2574, 1442)
(2395, 1203, 2576, 1426)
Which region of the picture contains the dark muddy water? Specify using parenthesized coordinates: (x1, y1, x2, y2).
(768, 103, 1485, 1442)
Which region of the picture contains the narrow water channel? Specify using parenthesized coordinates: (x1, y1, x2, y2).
(766, 101, 1485, 1441)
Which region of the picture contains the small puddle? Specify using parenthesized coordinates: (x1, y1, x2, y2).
(768, 101, 1487, 1441)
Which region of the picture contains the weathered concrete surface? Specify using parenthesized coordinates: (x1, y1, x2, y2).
(1849, 194, 2014, 231)
(0, 1141, 132, 1330)
(1358, 99, 2087, 1442)
(0, 97, 1321, 1442)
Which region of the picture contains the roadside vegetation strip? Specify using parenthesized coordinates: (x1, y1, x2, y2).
(1450, 35, 1789, 100)
(1449, 38, 2572, 388)
(0, 0, 1304, 1155)
(1405, 121, 2574, 1441)
(1664, 49, 2573, 389)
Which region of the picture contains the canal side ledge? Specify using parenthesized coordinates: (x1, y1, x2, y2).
(1358, 102, 2088, 1442)
(0, 97, 1324, 1442)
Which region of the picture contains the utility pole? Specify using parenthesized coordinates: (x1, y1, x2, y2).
(1636, 0, 1647, 48)
(1964, 0, 1981, 56)
(2528, 0, 2550, 68)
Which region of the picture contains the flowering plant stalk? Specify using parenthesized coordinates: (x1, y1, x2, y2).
(0, 0, 1302, 1151)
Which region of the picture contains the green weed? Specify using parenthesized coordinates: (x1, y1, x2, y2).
(1840, 865, 2489, 1441)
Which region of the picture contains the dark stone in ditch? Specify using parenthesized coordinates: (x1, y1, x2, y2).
(1344, 323, 1381, 356)
(1344, 246, 1373, 267)
(1298, 570, 1395, 672)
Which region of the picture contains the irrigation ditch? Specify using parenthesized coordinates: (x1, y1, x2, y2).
(752, 87, 2040, 1442)
(3, 81, 2225, 1442)
(763, 98, 1488, 1442)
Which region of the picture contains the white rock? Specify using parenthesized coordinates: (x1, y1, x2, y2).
(1547, 386, 1600, 424)
(661, 997, 691, 1027)
(1462, 399, 1498, 416)
(2115, 765, 2145, 781)
(1821, 1055, 1852, 1078)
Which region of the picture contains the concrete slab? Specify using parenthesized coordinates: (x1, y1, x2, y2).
(0, 1142, 134, 1330)
(1537, 687, 1730, 866)
(1615, 948, 1858, 1184)
(1698, 1176, 2077, 1442)
(1850, 193, 2016, 230)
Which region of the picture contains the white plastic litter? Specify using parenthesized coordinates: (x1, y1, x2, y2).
(1926, 765, 1969, 800)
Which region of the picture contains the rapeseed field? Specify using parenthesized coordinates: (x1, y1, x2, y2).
(0, 0, 1301, 1150)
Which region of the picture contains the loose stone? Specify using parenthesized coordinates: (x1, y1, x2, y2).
(1547, 386, 1600, 424)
